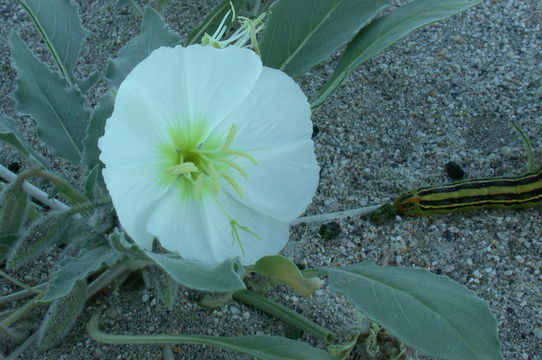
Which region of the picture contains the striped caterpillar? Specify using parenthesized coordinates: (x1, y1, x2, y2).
(370, 122, 540, 224)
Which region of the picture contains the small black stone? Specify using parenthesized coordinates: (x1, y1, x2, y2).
(445, 161, 466, 180)
(319, 222, 341, 239)
(312, 125, 320, 138)
(8, 161, 21, 173)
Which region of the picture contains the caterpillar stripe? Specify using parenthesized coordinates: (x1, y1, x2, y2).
(395, 167, 542, 215)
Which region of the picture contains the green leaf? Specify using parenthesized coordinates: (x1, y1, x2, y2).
(10, 31, 90, 164)
(260, 0, 390, 78)
(41, 245, 121, 303)
(252, 255, 322, 297)
(38, 279, 87, 350)
(0, 183, 29, 260)
(82, 91, 114, 170)
(186, 0, 245, 45)
(6, 212, 74, 270)
(106, 7, 180, 88)
(0, 114, 49, 168)
(88, 311, 337, 360)
(16, 0, 89, 86)
(312, 0, 481, 109)
(83, 164, 106, 200)
(322, 263, 503, 360)
(145, 251, 246, 292)
(108, 229, 148, 260)
(76, 71, 101, 94)
(108, 230, 245, 292)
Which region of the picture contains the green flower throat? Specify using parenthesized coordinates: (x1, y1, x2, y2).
(161, 123, 257, 199)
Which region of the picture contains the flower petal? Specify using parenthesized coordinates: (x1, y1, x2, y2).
(145, 188, 289, 265)
(209, 67, 319, 222)
(211, 67, 314, 151)
(116, 45, 263, 140)
(102, 166, 170, 250)
(224, 141, 319, 223)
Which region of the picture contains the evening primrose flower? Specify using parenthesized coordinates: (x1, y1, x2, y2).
(98, 45, 319, 265)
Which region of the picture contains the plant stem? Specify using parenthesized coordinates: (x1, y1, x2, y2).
(233, 289, 336, 343)
(5, 331, 37, 360)
(0, 283, 47, 305)
(0, 292, 44, 328)
(88, 310, 331, 360)
(85, 261, 129, 299)
(13, 168, 88, 205)
(290, 204, 382, 225)
(0, 270, 40, 293)
(0, 165, 70, 212)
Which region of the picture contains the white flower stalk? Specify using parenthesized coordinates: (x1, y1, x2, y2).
(99, 45, 319, 265)
(201, 8, 266, 54)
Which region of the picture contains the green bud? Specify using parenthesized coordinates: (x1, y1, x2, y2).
(6, 212, 74, 270)
(37, 280, 87, 350)
(0, 183, 29, 260)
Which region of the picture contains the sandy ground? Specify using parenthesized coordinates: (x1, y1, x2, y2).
(1, 0, 541, 359)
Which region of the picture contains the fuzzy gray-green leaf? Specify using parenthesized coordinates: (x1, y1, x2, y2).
(0, 114, 49, 168)
(260, 0, 390, 78)
(186, 0, 245, 45)
(16, 0, 89, 86)
(144, 266, 178, 308)
(0, 183, 29, 260)
(82, 91, 114, 170)
(6, 212, 74, 270)
(322, 262, 503, 360)
(41, 245, 121, 303)
(10, 31, 90, 164)
(38, 279, 87, 350)
(312, 0, 481, 109)
(145, 251, 246, 292)
(106, 7, 180, 88)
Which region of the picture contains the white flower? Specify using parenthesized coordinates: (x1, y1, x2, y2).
(99, 45, 319, 265)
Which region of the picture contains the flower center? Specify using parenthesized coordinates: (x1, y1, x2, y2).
(165, 124, 257, 198)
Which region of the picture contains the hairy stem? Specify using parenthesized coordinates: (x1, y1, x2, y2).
(0, 283, 47, 305)
(0, 292, 44, 328)
(291, 204, 382, 225)
(0, 270, 40, 293)
(0, 165, 70, 212)
(233, 289, 336, 343)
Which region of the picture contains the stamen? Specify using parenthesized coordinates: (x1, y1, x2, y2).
(210, 7, 232, 39)
(217, 158, 248, 178)
(225, 149, 257, 165)
(208, 163, 219, 193)
(230, 220, 246, 256)
(222, 173, 244, 197)
(199, 153, 248, 179)
(167, 162, 198, 175)
(229, 219, 261, 256)
(223, 124, 237, 150)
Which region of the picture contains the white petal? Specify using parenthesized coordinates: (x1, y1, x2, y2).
(211, 67, 313, 151)
(223, 141, 319, 223)
(116, 45, 263, 139)
(145, 188, 289, 265)
(102, 166, 171, 249)
(98, 111, 166, 170)
(209, 67, 319, 221)
(182, 45, 263, 129)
